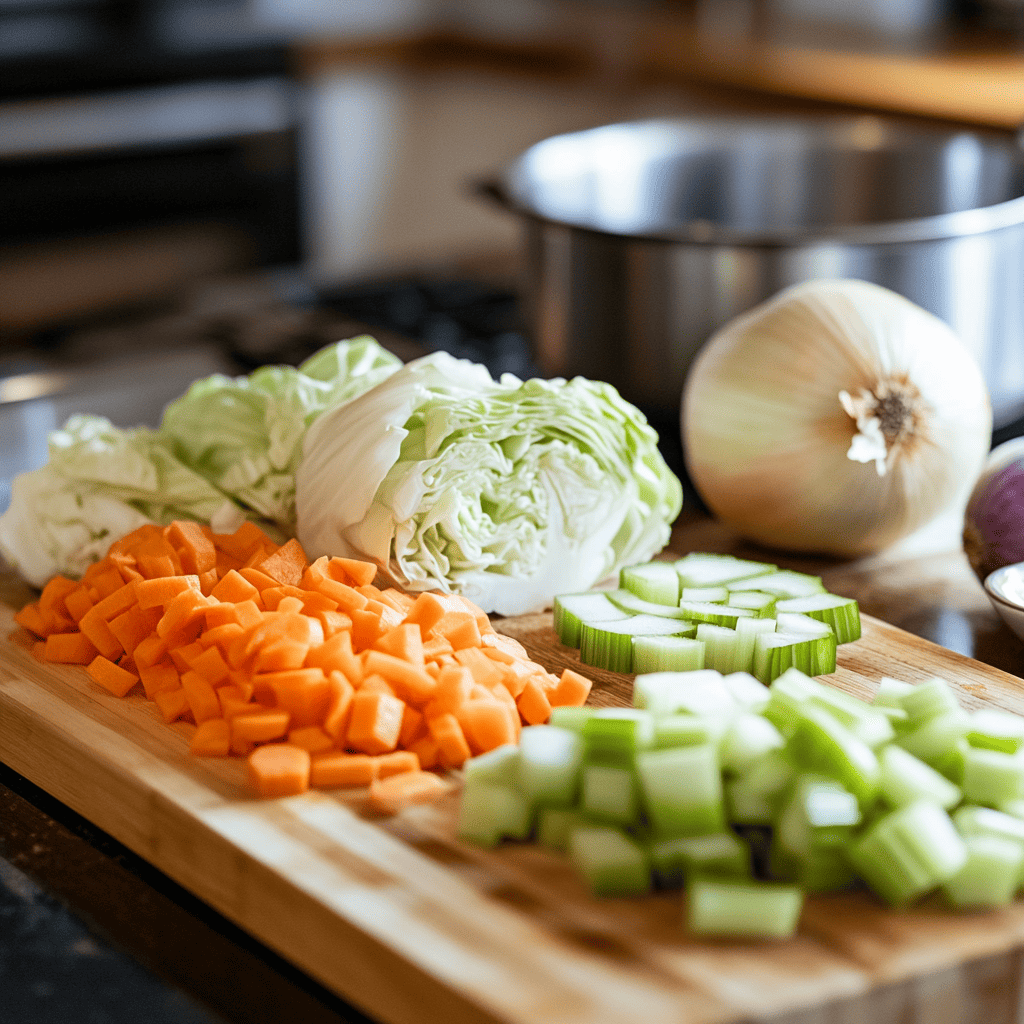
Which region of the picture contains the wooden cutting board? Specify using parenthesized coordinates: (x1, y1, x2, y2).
(5, 584, 1024, 1024)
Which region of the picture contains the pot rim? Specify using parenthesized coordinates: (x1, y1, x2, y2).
(487, 115, 1024, 248)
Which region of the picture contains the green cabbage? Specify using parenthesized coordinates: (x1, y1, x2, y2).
(295, 352, 683, 615)
(0, 415, 241, 587)
(160, 336, 402, 531)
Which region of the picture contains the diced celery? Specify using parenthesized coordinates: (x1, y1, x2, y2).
(580, 615, 692, 673)
(768, 841, 856, 894)
(773, 776, 861, 863)
(462, 743, 521, 786)
(553, 591, 631, 648)
(786, 704, 879, 804)
(696, 622, 744, 674)
(548, 705, 596, 733)
(536, 806, 586, 852)
(568, 825, 651, 897)
(941, 834, 1024, 909)
(807, 688, 895, 750)
(725, 776, 775, 826)
(457, 779, 533, 847)
(960, 745, 1024, 806)
(873, 676, 915, 708)
(649, 831, 750, 888)
(583, 709, 655, 761)
(733, 617, 777, 675)
(673, 553, 776, 588)
(897, 709, 971, 767)
(632, 669, 737, 722)
(677, 600, 755, 628)
(899, 676, 961, 723)
(753, 631, 837, 685)
(517, 725, 583, 807)
(953, 804, 1024, 849)
(632, 635, 705, 675)
(847, 800, 967, 906)
(580, 764, 640, 824)
(722, 671, 770, 714)
(966, 708, 1024, 754)
(878, 744, 962, 810)
(776, 593, 861, 644)
(720, 714, 785, 776)
(606, 589, 698, 620)
(763, 668, 826, 733)
(636, 743, 725, 837)
(686, 877, 803, 938)
(652, 714, 718, 749)
(620, 561, 680, 606)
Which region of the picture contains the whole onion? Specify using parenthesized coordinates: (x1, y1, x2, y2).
(963, 438, 1024, 583)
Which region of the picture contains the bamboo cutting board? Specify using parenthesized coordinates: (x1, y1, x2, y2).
(6, 587, 1024, 1024)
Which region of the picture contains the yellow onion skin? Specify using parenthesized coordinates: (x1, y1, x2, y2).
(681, 279, 992, 558)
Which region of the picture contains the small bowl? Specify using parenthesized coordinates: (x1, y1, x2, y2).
(984, 562, 1024, 642)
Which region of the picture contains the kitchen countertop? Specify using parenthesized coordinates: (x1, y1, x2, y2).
(3, 504, 1024, 1024)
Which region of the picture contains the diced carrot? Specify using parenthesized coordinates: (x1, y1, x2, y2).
(86, 655, 139, 697)
(259, 668, 332, 729)
(316, 609, 353, 637)
(153, 687, 191, 723)
(135, 575, 200, 609)
(14, 602, 49, 638)
(252, 637, 309, 673)
(87, 565, 127, 600)
(135, 633, 169, 668)
(346, 690, 404, 755)
(107, 604, 162, 657)
(310, 751, 376, 789)
(398, 704, 426, 747)
(169, 640, 206, 673)
(232, 709, 290, 745)
(156, 587, 209, 640)
(367, 770, 449, 814)
(403, 592, 451, 634)
(138, 661, 180, 700)
(38, 575, 80, 627)
(287, 725, 335, 755)
(322, 670, 355, 741)
(238, 567, 279, 592)
(350, 608, 388, 652)
(361, 650, 436, 706)
(313, 577, 369, 613)
(257, 537, 309, 587)
(358, 673, 397, 697)
(167, 520, 217, 575)
(423, 665, 473, 720)
(516, 675, 553, 726)
(187, 645, 230, 686)
(550, 667, 593, 708)
(248, 743, 310, 797)
(197, 569, 218, 596)
(180, 670, 222, 723)
(136, 553, 178, 579)
(232, 600, 264, 630)
(63, 587, 95, 625)
(92, 582, 139, 622)
(326, 556, 377, 588)
(211, 521, 275, 562)
(374, 750, 420, 779)
(198, 622, 245, 651)
(373, 622, 425, 666)
(189, 718, 231, 757)
(407, 733, 442, 770)
(457, 697, 519, 754)
(78, 605, 124, 661)
(452, 646, 503, 687)
(305, 630, 363, 686)
(428, 712, 472, 768)
(481, 631, 529, 661)
(44, 631, 99, 665)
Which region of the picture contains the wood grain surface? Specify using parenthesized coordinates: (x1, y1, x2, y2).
(6, 586, 1024, 1024)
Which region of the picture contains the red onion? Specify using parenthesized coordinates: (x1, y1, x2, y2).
(963, 438, 1024, 583)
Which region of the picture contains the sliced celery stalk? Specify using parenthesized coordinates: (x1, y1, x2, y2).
(687, 877, 803, 938)
(727, 570, 826, 599)
(583, 708, 656, 761)
(568, 825, 651, 897)
(873, 676, 915, 708)
(727, 748, 798, 825)
(677, 600, 756, 628)
(536, 806, 586, 852)
(953, 804, 1024, 849)
(636, 743, 725, 838)
(774, 776, 861, 861)
(847, 800, 967, 906)
(553, 591, 631, 648)
(776, 593, 861, 644)
(722, 671, 770, 714)
(960, 745, 1024, 806)
(652, 715, 718, 749)
(457, 779, 532, 847)
(696, 622, 744, 674)
(673, 553, 776, 588)
(580, 615, 693, 673)
(620, 561, 680, 606)
(681, 585, 729, 603)
(517, 725, 583, 808)
(548, 705, 595, 733)
(899, 676, 961, 723)
(606, 589, 698, 620)
(754, 630, 837, 685)
(941, 834, 1024, 909)
(878, 744, 962, 810)
(763, 668, 826, 733)
(966, 708, 1024, 754)
(897, 709, 971, 767)
(807, 687, 895, 749)
(632, 635, 705, 675)
(725, 590, 778, 618)
(462, 742, 521, 786)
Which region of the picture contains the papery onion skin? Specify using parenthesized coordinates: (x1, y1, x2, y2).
(682, 279, 992, 558)
(963, 438, 1024, 583)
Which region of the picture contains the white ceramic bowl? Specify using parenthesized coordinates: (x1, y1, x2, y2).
(984, 562, 1024, 642)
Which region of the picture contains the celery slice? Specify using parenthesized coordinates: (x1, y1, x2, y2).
(753, 631, 837, 685)
(720, 714, 785, 776)
(583, 708, 656, 761)
(652, 715, 718, 749)
(517, 725, 583, 808)
(763, 668, 826, 733)
(878, 744, 962, 810)
(725, 590, 778, 618)
(677, 600, 756, 628)
(580, 615, 693, 673)
(462, 742, 521, 786)
(649, 831, 750, 888)
(687, 877, 803, 938)
(636, 743, 725, 838)
(632, 635, 705, 675)
(899, 676, 961, 723)
(536, 806, 586, 852)
(682, 585, 729, 603)
(807, 688, 895, 749)
(776, 593, 861, 643)
(960, 745, 1024, 806)
(548, 705, 595, 733)
(580, 764, 640, 824)
(568, 825, 651, 897)
(457, 780, 532, 847)
(966, 708, 1024, 754)
(897, 709, 971, 767)
(606, 589, 700, 620)
(620, 561, 680, 606)
(696, 622, 744, 674)
(553, 592, 631, 648)
(722, 671, 771, 714)
(873, 677, 915, 708)
(673, 553, 776, 588)
(727, 570, 826, 599)
(953, 804, 1024, 849)
(632, 669, 736, 720)
(786, 704, 880, 804)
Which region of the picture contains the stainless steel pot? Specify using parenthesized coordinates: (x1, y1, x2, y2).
(483, 114, 1024, 428)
